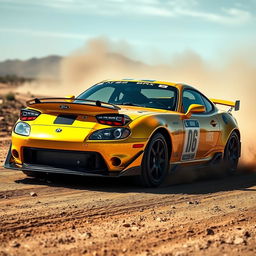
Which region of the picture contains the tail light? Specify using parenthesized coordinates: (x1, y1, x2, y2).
(96, 114, 131, 126)
(20, 109, 41, 121)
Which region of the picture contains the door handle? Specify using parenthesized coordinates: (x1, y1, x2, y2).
(210, 120, 217, 127)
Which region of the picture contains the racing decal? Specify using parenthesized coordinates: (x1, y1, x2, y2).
(181, 120, 200, 161)
(158, 84, 168, 88)
(104, 81, 128, 84)
(136, 82, 155, 86)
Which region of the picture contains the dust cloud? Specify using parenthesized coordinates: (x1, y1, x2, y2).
(17, 37, 256, 165)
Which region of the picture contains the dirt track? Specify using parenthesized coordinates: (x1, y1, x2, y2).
(0, 84, 256, 255)
(0, 140, 256, 256)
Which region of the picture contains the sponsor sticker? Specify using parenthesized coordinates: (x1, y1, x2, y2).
(158, 84, 168, 88)
(181, 120, 200, 161)
(136, 82, 154, 86)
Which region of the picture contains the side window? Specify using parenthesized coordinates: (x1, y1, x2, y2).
(182, 90, 205, 113)
(201, 95, 214, 113)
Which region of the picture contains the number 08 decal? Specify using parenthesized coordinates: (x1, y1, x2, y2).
(181, 120, 200, 161)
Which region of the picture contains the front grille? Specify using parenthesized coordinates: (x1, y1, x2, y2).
(23, 147, 108, 172)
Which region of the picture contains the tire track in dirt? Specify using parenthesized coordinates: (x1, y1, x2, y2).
(0, 180, 252, 235)
(0, 164, 256, 255)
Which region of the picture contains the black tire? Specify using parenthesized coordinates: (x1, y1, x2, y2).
(224, 132, 240, 173)
(140, 133, 169, 187)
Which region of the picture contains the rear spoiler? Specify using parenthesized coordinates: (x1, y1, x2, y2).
(26, 98, 120, 110)
(25, 98, 121, 115)
(210, 99, 240, 111)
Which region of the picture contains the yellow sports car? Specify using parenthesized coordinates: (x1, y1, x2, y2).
(4, 79, 241, 187)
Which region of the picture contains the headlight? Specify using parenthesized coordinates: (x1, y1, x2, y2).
(89, 128, 130, 140)
(14, 122, 31, 136)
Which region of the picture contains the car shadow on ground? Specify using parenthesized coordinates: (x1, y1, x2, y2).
(14, 165, 256, 195)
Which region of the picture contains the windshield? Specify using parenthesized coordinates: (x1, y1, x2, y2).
(77, 81, 178, 111)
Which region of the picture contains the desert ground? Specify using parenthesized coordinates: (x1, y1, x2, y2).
(0, 83, 256, 256)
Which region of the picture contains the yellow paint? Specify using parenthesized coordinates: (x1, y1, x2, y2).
(210, 98, 236, 107)
(11, 79, 240, 172)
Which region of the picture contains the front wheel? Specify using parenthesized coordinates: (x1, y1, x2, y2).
(224, 132, 240, 173)
(140, 133, 169, 187)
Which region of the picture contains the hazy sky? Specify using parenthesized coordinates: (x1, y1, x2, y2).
(0, 0, 255, 61)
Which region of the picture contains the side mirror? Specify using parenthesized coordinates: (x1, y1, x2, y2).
(183, 104, 205, 119)
(65, 95, 75, 102)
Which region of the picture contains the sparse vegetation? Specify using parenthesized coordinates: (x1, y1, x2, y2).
(5, 92, 15, 101)
(0, 75, 34, 85)
(0, 93, 25, 135)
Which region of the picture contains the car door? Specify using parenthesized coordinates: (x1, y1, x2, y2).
(181, 89, 220, 161)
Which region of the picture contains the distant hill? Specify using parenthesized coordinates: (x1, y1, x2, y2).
(0, 55, 62, 79)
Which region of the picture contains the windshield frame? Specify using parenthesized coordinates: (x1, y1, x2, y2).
(77, 81, 179, 112)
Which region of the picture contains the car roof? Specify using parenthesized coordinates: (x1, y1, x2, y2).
(102, 79, 195, 90)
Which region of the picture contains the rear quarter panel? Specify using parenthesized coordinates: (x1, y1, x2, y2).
(216, 111, 240, 149)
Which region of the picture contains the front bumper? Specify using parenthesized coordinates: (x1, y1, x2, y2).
(11, 129, 147, 171)
(5, 140, 144, 177)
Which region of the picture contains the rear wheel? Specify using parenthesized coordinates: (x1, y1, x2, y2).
(224, 132, 240, 173)
(140, 133, 169, 187)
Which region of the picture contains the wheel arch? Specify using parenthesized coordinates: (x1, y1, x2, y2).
(149, 127, 172, 162)
(225, 128, 241, 147)
(225, 128, 241, 156)
(232, 128, 241, 141)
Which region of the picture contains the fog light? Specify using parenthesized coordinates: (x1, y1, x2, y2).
(12, 149, 19, 158)
(111, 157, 122, 166)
